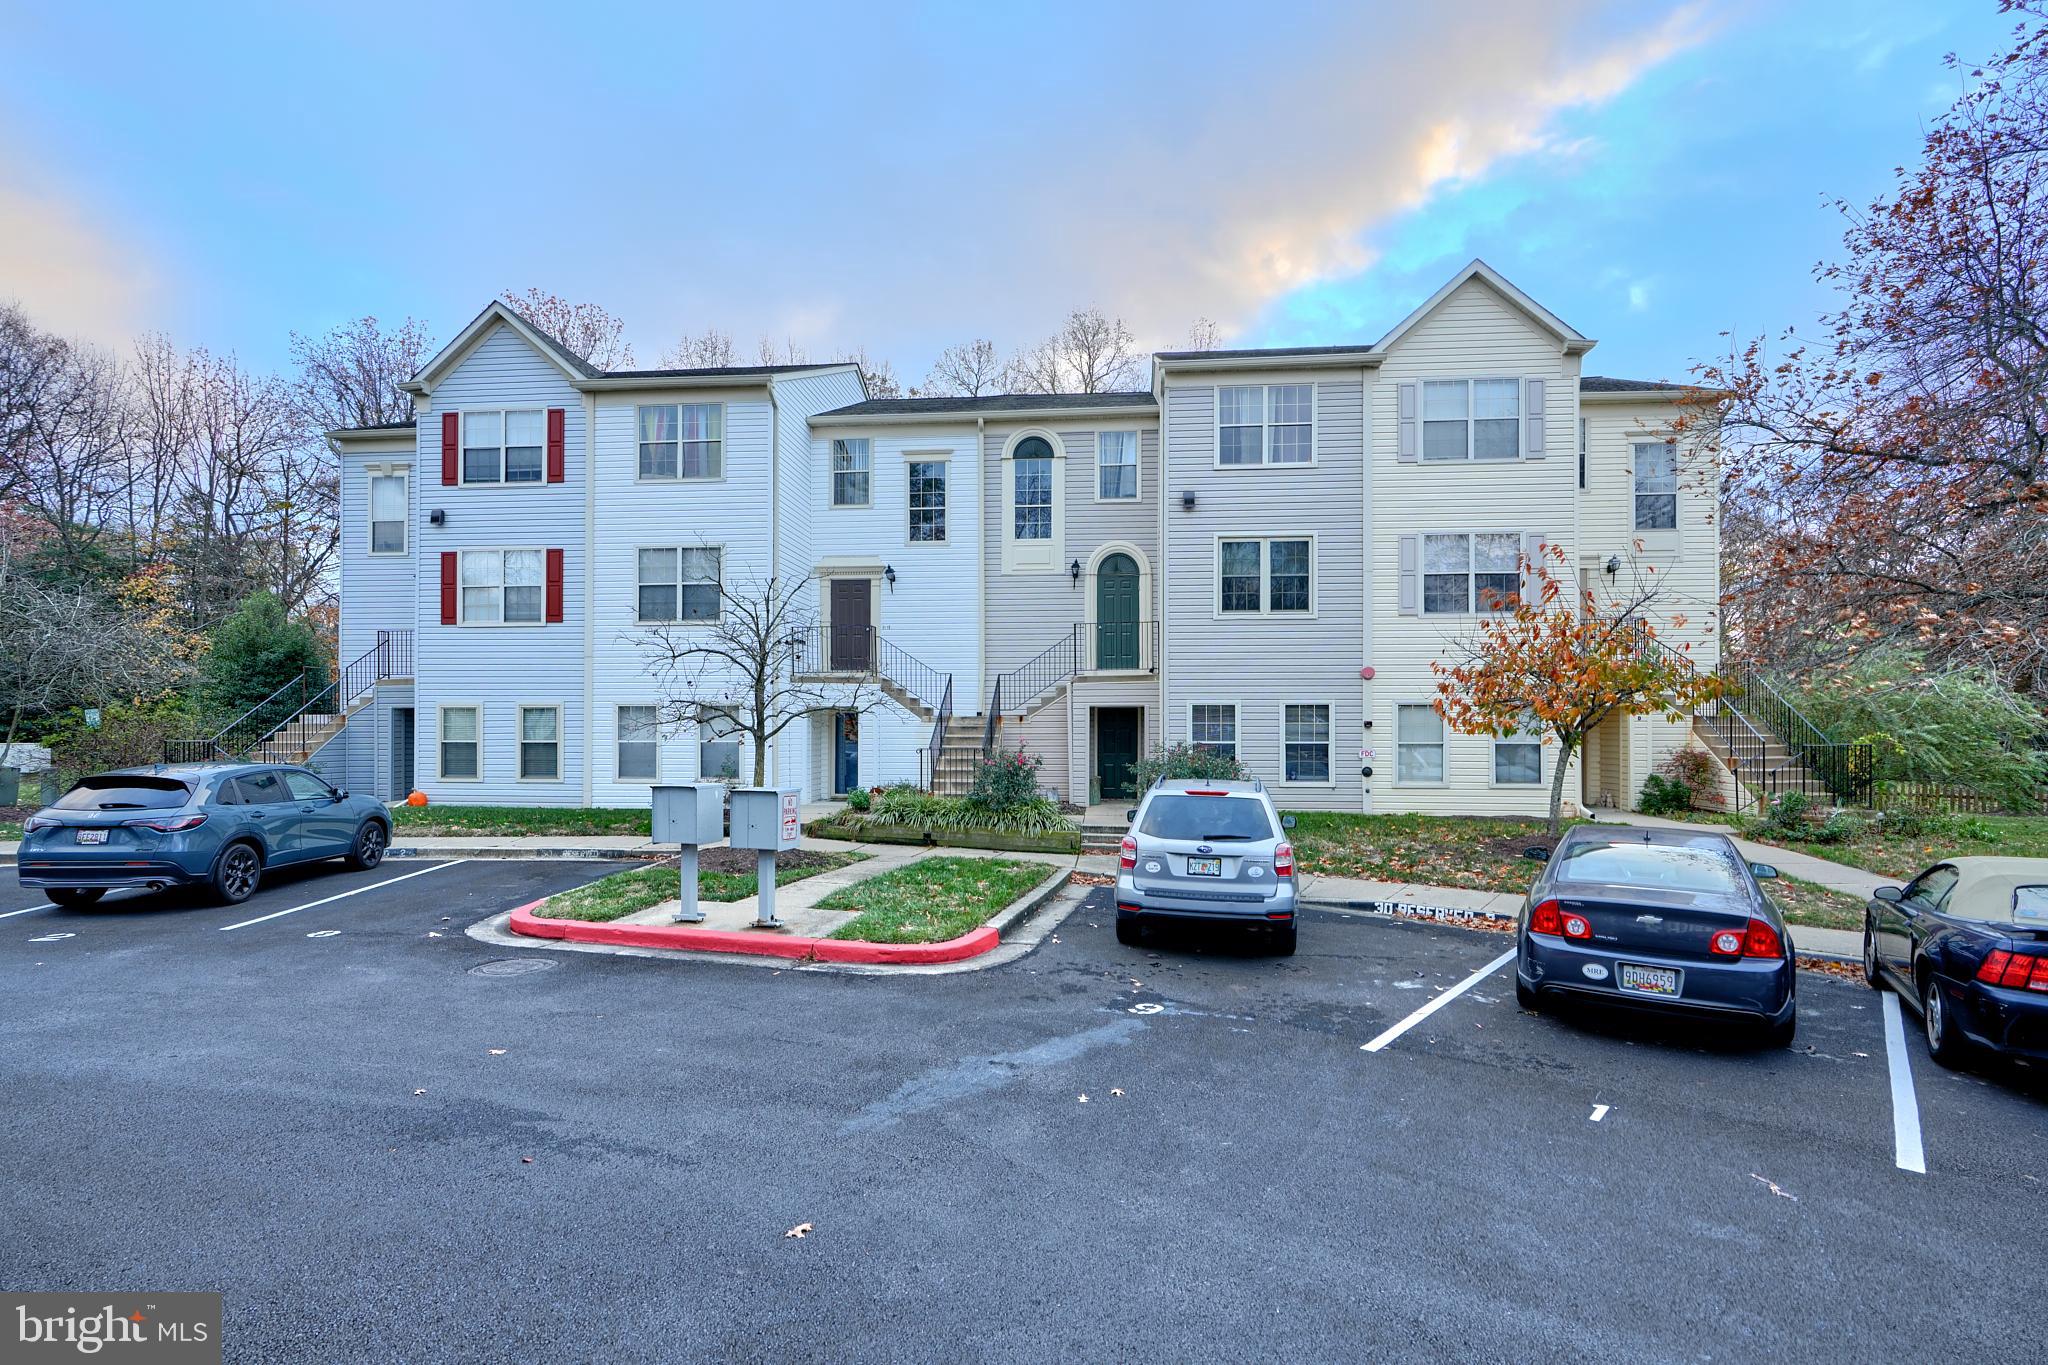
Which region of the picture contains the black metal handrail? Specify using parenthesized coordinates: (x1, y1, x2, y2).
(983, 677, 1001, 756)
(923, 674, 953, 792)
(791, 625, 951, 715)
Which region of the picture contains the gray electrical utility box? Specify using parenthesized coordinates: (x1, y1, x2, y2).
(729, 786, 802, 852)
(652, 783, 726, 845)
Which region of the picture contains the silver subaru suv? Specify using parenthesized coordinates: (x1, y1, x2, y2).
(1116, 779, 1299, 954)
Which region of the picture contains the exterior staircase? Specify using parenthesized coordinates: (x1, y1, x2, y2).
(1685, 659, 1871, 812)
(165, 630, 413, 766)
(929, 715, 989, 797)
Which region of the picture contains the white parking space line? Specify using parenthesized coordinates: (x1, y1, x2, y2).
(1, 903, 55, 920)
(1880, 992, 1928, 1175)
(1361, 947, 1517, 1053)
(216, 860, 470, 932)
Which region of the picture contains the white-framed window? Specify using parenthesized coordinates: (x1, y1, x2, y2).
(1396, 705, 1445, 784)
(1422, 379, 1519, 462)
(1218, 383, 1313, 465)
(1284, 704, 1332, 783)
(460, 549, 544, 625)
(1217, 537, 1312, 615)
(1634, 441, 1677, 530)
(908, 460, 946, 542)
(438, 704, 480, 781)
(638, 403, 723, 480)
(636, 546, 721, 623)
(1191, 703, 1237, 761)
(368, 470, 408, 555)
(1013, 440, 1053, 540)
(831, 438, 871, 507)
(1494, 718, 1543, 786)
(1421, 533, 1520, 615)
(518, 704, 561, 781)
(1097, 430, 1138, 499)
(461, 409, 545, 484)
(699, 711, 742, 781)
(617, 704, 658, 781)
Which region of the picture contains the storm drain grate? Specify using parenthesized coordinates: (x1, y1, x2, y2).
(468, 957, 560, 978)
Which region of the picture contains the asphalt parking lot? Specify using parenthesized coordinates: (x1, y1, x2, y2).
(4, 864, 2044, 1363)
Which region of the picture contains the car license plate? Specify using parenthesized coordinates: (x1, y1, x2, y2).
(1186, 856, 1222, 877)
(75, 828, 108, 844)
(1617, 962, 1680, 997)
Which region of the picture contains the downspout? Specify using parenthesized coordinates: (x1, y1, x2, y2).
(767, 378, 781, 787)
(976, 415, 987, 717)
(1154, 371, 1169, 753)
(1359, 363, 1373, 814)
(581, 389, 597, 807)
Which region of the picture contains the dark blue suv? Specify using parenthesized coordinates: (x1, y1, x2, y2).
(17, 763, 393, 907)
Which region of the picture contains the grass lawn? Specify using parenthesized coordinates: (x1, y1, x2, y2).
(1769, 876, 1869, 932)
(1730, 813, 2048, 882)
(1286, 812, 1576, 894)
(391, 805, 653, 838)
(820, 856, 1051, 944)
(540, 850, 865, 923)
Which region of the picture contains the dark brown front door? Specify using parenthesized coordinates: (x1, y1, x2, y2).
(830, 578, 873, 671)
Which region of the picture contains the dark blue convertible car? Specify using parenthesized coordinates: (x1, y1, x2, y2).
(1864, 857, 2048, 1067)
(16, 763, 392, 906)
(1516, 825, 1797, 1046)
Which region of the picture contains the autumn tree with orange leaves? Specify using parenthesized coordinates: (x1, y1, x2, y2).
(1433, 547, 1722, 835)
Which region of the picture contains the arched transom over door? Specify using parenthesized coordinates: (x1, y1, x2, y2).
(1095, 552, 1140, 670)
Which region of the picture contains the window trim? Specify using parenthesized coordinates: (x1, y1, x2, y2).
(1213, 382, 1318, 468)
(1281, 700, 1336, 787)
(1418, 377, 1524, 464)
(516, 702, 564, 783)
(1000, 428, 1065, 573)
(367, 465, 410, 557)
(633, 543, 724, 626)
(1212, 534, 1317, 619)
(456, 408, 548, 486)
(830, 436, 873, 509)
(905, 454, 947, 545)
(436, 702, 483, 783)
(615, 702, 660, 785)
(1632, 438, 1679, 533)
(1490, 720, 1546, 788)
(1094, 428, 1142, 501)
(1393, 702, 1449, 788)
(1187, 700, 1240, 764)
(457, 547, 548, 627)
(1417, 530, 1525, 618)
(634, 402, 726, 484)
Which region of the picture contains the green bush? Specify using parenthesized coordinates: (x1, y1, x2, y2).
(200, 592, 330, 723)
(969, 746, 1043, 812)
(1131, 742, 1246, 793)
(38, 697, 201, 781)
(1658, 746, 1723, 810)
(832, 790, 1074, 837)
(1637, 773, 1695, 817)
(844, 787, 871, 812)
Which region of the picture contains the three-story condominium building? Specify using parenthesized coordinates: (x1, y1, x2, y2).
(323, 260, 1720, 816)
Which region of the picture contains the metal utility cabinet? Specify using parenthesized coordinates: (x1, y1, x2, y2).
(728, 787, 801, 927)
(652, 783, 727, 924)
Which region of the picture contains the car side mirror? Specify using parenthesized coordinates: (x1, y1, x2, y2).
(1125, 809, 1138, 823)
(1281, 815, 1296, 830)
(333, 790, 349, 803)
(1874, 885, 1903, 902)
(1748, 862, 1780, 880)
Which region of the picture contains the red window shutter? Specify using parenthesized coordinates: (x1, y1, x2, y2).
(546, 408, 566, 482)
(439, 552, 457, 624)
(441, 412, 459, 485)
(545, 548, 565, 623)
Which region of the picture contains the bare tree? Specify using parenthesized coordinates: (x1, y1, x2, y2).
(637, 572, 888, 788)
(501, 288, 634, 370)
(661, 328, 738, 369)
(289, 315, 431, 433)
(1004, 306, 1144, 393)
(923, 339, 1003, 397)
(0, 303, 73, 507)
(836, 345, 901, 398)
(757, 335, 807, 366)
(1182, 317, 1224, 352)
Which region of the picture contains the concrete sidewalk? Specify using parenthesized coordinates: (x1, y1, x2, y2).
(1591, 811, 1890, 900)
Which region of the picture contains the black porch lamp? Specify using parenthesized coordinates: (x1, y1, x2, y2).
(884, 564, 897, 589)
(1069, 559, 1082, 583)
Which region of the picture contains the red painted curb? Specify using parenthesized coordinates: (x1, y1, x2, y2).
(504, 899, 1001, 965)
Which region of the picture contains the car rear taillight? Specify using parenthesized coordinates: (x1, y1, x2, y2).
(1710, 928, 1744, 957)
(1274, 842, 1294, 876)
(1976, 949, 2048, 992)
(1742, 919, 1783, 958)
(23, 815, 60, 833)
(1529, 899, 1562, 935)
(1183, 788, 1227, 796)
(1118, 834, 1137, 870)
(126, 813, 208, 834)
(1561, 910, 1593, 941)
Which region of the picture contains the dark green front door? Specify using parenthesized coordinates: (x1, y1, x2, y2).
(1095, 553, 1140, 669)
(1096, 708, 1142, 800)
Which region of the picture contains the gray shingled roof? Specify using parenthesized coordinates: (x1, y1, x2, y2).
(1581, 375, 1684, 392)
(817, 392, 1157, 418)
(1153, 344, 1373, 362)
(330, 418, 418, 437)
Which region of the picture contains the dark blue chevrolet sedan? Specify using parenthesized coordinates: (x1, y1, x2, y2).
(16, 763, 392, 907)
(1515, 826, 1797, 1047)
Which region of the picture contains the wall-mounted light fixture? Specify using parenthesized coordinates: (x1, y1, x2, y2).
(1069, 559, 1082, 583)
(883, 564, 897, 589)
(1604, 555, 1621, 577)
(429, 509, 446, 526)
(1180, 491, 1196, 511)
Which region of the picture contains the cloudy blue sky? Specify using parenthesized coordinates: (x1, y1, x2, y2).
(0, 1, 2014, 386)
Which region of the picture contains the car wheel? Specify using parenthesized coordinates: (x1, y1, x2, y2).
(1114, 914, 1142, 947)
(1921, 974, 1970, 1069)
(1863, 925, 1886, 991)
(211, 843, 263, 906)
(346, 820, 388, 870)
(1515, 975, 1540, 1011)
(47, 887, 104, 908)
(1271, 922, 1297, 956)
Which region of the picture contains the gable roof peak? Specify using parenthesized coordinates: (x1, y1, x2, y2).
(1375, 259, 1595, 356)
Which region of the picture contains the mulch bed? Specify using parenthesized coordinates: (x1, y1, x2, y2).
(1479, 832, 1562, 863)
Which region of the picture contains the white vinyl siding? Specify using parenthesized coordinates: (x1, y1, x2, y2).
(459, 549, 544, 625)
(636, 547, 721, 624)
(1283, 704, 1331, 784)
(908, 460, 946, 542)
(1217, 537, 1312, 615)
(832, 438, 872, 507)
(1217, 383, 1313, 465)
(1097, 430, 1138, 498)
(438, 704, 481, 780)
(638, 403, 723, 480)
(461, 409, 544, 484)
(518, 704, 561, 781)
(616, 704, 658, 781)
(369, 471, 408, 555)
(1191, 703, 1237, 761)
(1420, 533, 1520, 615)
(1634, 441, 1677, 530)
(1421, 379, 1519, 462)
(1395, 705, 1445, 784)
